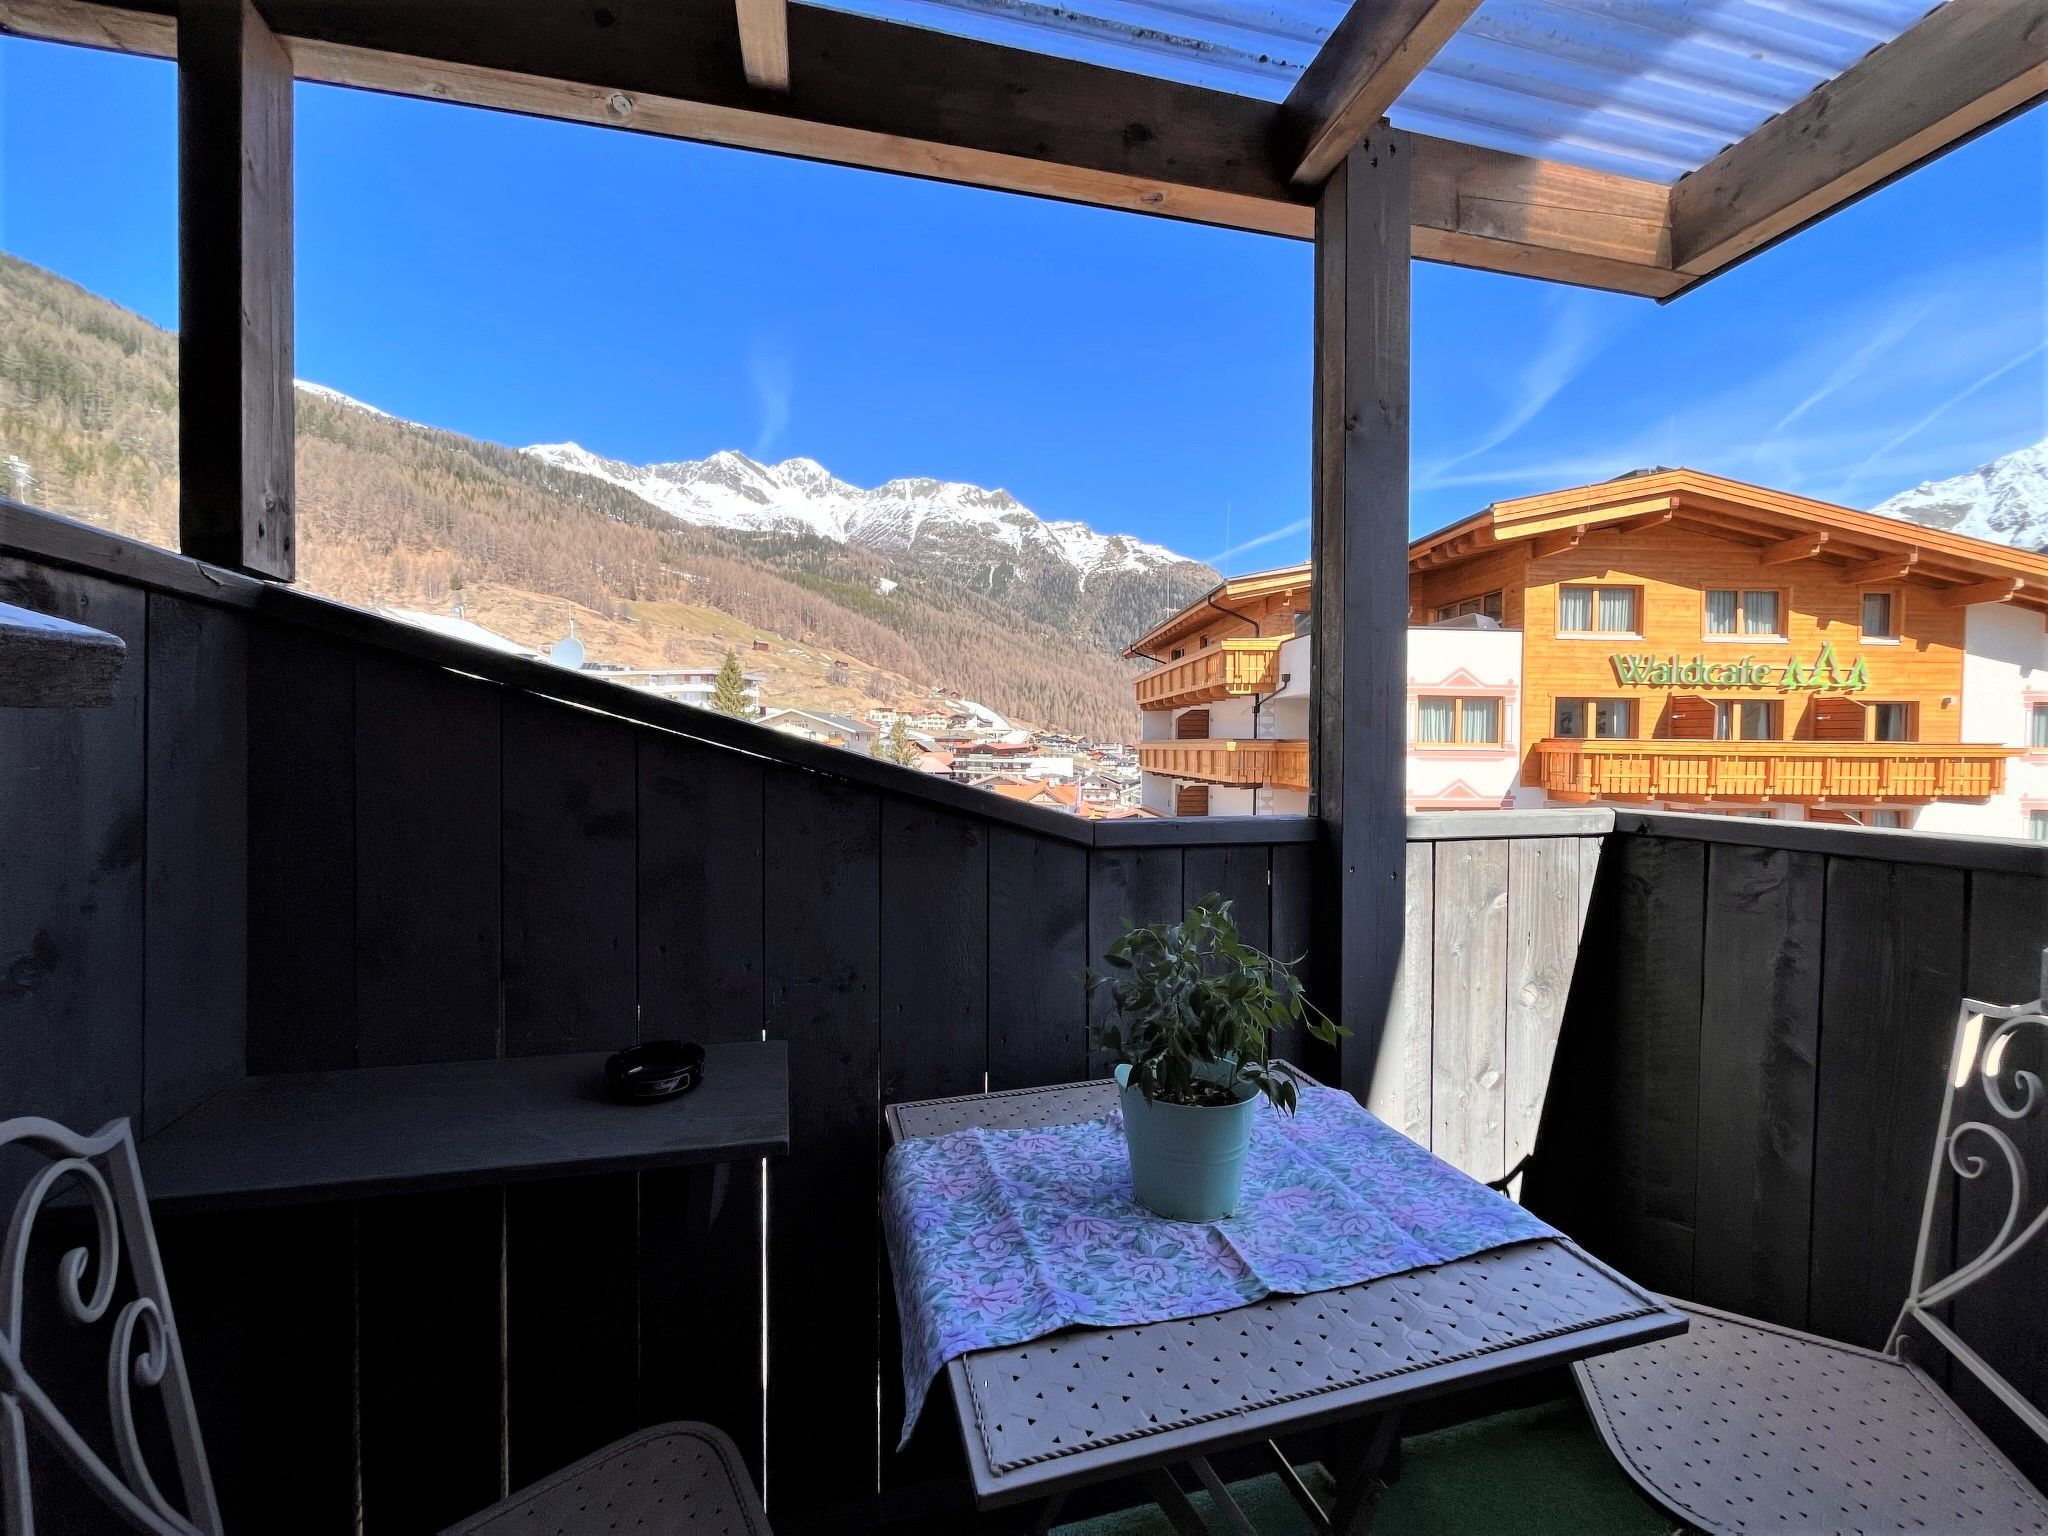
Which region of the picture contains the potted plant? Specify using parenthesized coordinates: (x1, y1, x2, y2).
(1089, 894, 1344, 1221)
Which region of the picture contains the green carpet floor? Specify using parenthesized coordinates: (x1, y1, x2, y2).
(1053, 1401, 1680, 1535)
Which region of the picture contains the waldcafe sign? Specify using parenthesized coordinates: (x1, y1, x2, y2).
(1610, 641, 1869, 692)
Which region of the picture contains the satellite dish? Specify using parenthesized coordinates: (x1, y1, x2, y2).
(552, 633, 586, 670)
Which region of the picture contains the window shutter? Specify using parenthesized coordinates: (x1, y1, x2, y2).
(1176, 709, 1211, 740)
(1175, 784, 1210, 817)
(1662, 695, 1716, 740)
(1809, 696, 1866, 741)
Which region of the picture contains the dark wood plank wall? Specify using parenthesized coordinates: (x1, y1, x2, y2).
(1526, 831, 2048, 1476)
(0, 561, 1313, 1533)
(7, 535, 2044, 1527)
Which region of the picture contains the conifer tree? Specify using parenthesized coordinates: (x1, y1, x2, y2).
(879, 716, 919, 767)
(710, 648, 753, 718)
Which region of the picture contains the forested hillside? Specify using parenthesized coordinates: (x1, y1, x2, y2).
(0, 252, 1205, 739)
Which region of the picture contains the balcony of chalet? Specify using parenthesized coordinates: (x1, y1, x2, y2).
(1532, 737, 2016, 805)
(4, 0, 2046, 1533)
(1136, 737, 1312, 791)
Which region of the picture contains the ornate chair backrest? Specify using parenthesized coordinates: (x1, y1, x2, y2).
(1887, 984, 2048, 1451)
(0, 1117, 220, 1535)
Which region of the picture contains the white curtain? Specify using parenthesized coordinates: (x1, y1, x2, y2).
(1460, 697, 1500, 744)
(1743, 590, 1779, 635)
(2033, 706, 2048, 749)
(1598, 588, 1636, 632)
(1705, 590, 1737, 634)
(1416, 698, 1454, 743)
(1558, 587, 1593, 630)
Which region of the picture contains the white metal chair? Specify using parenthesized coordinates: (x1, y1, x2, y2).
(0, 1115, 769, 1535)
(1575, 988, 2048, 1535)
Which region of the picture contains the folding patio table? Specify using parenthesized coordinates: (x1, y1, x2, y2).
(883, 1075, 1686, 1535)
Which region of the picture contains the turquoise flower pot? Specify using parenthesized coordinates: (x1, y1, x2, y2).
(1115, 1063, 1257, 1222)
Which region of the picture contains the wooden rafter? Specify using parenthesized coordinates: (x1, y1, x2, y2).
(1531, 528, 1584, 559)
(1284, 0, 1483, 186)
(1840, 550, 1920, 584)
(1610, 508, 1674, 536)
(9, 0, 2033, 301)
(734, 0, 789, 91)
(1671, 0, 2048, 276)
(1, 0, 1687, 297)
(1935, 577, 2024, 608)
(1759, 532, 1828, 565)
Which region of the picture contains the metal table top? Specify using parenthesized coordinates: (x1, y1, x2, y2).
(884, 1078, 1687, 1508)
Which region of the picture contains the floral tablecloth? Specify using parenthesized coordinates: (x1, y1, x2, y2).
(882, 1081, 1554, 1443)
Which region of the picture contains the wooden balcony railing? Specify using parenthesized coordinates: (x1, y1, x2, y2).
(1134, 638, 1285, 711)
(1138, 737, 1309, 791)
(1531, 737, 2014, 804)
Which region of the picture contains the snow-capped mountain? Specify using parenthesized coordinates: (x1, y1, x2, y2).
(521, 443, 1199, 585)
(1870, 438, 2048, 552)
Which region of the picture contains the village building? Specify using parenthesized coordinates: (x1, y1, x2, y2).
(757, 707, 878, 753)
(1129, 470, 2048, 836)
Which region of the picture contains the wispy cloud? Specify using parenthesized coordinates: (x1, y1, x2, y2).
(1416, 291, 1632, 490)
(1769, 295, 1937, 437)
(1204, 516, 1310, 570)
(1851, 337, 2048, 479)
(748, 341, 792, 460)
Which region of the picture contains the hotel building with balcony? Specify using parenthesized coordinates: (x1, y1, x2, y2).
(1128, 470, 2048, 837)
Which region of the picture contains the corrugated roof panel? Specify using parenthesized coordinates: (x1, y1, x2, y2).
(807, 0, 1944, 181)
(810, 0, 1345, 95)
(1390, 0, 1943, 180)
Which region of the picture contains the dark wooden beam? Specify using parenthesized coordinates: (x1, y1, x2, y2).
(735, 0, 789, 92)
(0, 598, 126, 706)
(1408, 136, 1681, 298)
(1285, 0, 1482, 185)
(6, 0, 1693, 297)
(1311, 130, 1410, 1101)
(1671, 0, 2048, 276)
(178, 0, 294, 578)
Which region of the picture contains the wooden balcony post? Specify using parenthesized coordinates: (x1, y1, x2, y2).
(179, 0, 296, 579)
(1310, 130, 1410, 1100)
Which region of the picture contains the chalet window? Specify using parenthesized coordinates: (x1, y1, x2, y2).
(1714, 700, 1779, 740)
(1706, 589, 1782, 637)
(1416, 696, 1502, 746)
(2030, 703, 2048, 748)
(1865, 809, 1906, 829)
(1554, 698, 1634, 739)
(1869, 702, 1914, 742)
(1558, 586, 1637, 635)
(1461, 697, 1501, 744)
(1431, 591, 1503, 623)
(1861, 590, 1898, 639)
(2030, 810, 2048, 842)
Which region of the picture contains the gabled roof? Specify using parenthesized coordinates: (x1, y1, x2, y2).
(1125, 562, 1312, 658)
(1410, 467, 2048, 615)
(760, 707, 874, 734)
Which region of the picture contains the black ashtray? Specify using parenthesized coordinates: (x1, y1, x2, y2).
(605, 1040, 705, 1105)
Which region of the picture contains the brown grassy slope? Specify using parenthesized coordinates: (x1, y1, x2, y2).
(0, 251, 1159, 739)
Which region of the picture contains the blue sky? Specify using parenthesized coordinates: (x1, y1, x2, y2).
(2, 35, 2042, 571)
